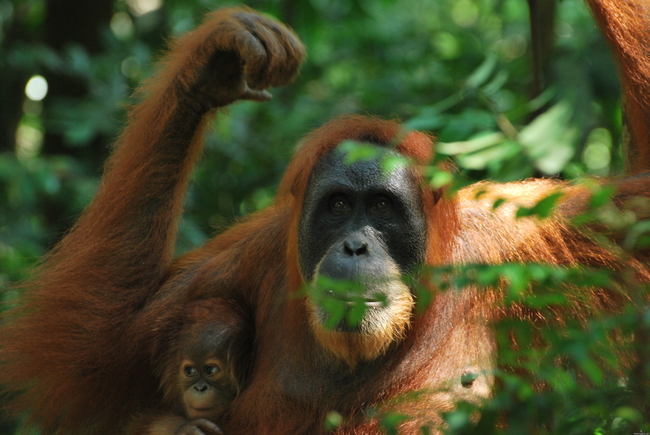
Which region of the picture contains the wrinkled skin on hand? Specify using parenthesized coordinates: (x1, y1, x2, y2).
(171, 7, 306, 110)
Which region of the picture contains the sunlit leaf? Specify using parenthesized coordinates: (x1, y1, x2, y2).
(380, 154, 410, 176)
(518, 102, 578, 175)
(338, 140, 382, 165)
(516, 191, 564, 219)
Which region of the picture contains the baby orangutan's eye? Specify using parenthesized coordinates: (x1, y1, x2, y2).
(204, 365, 220, 376)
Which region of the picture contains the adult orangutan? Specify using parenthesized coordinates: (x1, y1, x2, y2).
(1, 1, 649, 434)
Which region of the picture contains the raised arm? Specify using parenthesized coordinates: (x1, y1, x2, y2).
(54, 7, 303, 295)
(0, 8, 304, 435)
(586, 0, 650, 174)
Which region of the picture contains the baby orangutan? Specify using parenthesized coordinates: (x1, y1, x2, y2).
(130, 298, 251, 435)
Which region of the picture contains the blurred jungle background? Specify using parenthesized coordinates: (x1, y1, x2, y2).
(1, 0, 649, 433)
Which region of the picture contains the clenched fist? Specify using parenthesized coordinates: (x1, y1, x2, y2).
(167, 7, 306, 109)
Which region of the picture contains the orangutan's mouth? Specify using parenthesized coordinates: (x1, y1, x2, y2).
(322, 289, 387, 308)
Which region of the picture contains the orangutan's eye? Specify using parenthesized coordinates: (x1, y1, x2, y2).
(371, 196, 393, 217)
(330, 196, 350, 214)
(183, 365, 198, 377)
(204, 365, 220, 376)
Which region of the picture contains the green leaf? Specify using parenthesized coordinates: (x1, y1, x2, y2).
(516, 191, 564, 219)
(415, 285, 433, 313)
(380, 154, 410, 177)
(338, 140, 382, 165)
(346, 296, 368, 327)
(518, 102, 578, 174)
(323, 411, 343, 430)
(492, 197, 506, 210)
(425, 166, 454, 189)
(380, 412, 410, 435)
(589, 184, 616, 208)
(437, 132, 504, 155)
(465, 53, 498, 89)
(456, 141, 520, 170)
